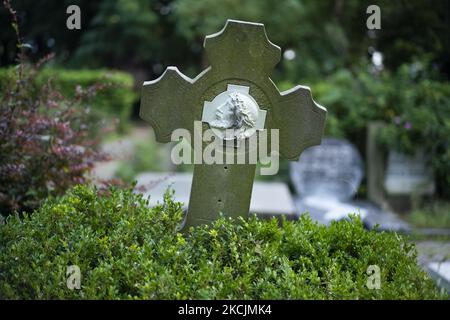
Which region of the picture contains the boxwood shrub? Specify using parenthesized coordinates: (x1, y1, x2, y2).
(0, 67, 136, 132)
(0, 185, 445, 299)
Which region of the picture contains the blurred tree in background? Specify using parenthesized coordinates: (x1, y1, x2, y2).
(71, 0, 159, 68)
(1, 0, 448, 80)
(0, 0, 100, 66)
(174, 0, 353, 80)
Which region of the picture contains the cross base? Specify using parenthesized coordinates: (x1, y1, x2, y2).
(183, 163, 256, 229)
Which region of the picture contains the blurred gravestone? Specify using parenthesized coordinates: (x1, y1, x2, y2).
(290, 138, 363, 202)
(427, 262, 450, 294)
(384, 151, 435, 195)
(291, 138, 410, 231)
(139, 19, 326, 229)
(290, 138, 366, 224)
(366, 122, 435, 213)
(383, 151, 435, 212)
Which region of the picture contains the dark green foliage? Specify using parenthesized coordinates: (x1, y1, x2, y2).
(174, 0, 449, 81)
(0, 67, 136, 132)
(38, 68, 136, 132)
(71, 0, 158, 68)
(0, 185, 444, 299)
(1, 1, 448, 79)
(309, 63, 450, 197)
(0, 0, 100, 66)
(372, 0, 449, 76)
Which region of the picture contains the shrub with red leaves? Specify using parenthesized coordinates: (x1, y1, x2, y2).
(0, 64, 105, 215)
(0, 0, 103, 215)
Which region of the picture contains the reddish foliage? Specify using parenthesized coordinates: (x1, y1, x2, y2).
(0, 64, 106, 214)
(0, 0, 104, 215)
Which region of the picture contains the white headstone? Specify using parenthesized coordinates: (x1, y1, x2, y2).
(384, 151, 435, 195)
(290, 138, 363, 201)
(290, 138, 367, 223)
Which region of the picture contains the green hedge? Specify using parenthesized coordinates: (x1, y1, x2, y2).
(278, 63, 450, 197)
(0, 185, 444, 299)
(0, 67, 136, 132)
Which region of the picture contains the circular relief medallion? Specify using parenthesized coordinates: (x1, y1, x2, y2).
(202, 84, 266, 141)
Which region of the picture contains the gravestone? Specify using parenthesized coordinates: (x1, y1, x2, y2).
(290, 138, 363, 202)
(139, 20, 326, 229)
(383, 150, 435, 212)
(384, 151, 435, 196)
(366, 122, 435, 212)
(290, 138, 367, 223)
(291, 138, 410, 231)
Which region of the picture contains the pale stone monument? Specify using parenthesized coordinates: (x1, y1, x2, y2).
(291, 138, 410, 231)
(290, 138, 367, 224)
(140, 20, 326, 229)
(384, 151, 435, 196)
(290, 138, 364, 202)
(366, 122, 435, 212)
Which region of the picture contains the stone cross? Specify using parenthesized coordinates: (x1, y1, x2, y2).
(140, 19, 326, 229)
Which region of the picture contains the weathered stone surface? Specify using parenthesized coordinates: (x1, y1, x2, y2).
(140, 19, 326, 228)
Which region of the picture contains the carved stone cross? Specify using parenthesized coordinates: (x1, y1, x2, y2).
(140, 20, 326, 229)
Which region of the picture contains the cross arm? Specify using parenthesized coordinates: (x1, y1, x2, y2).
(140, 67, 194, 143)
(275, 85, 327, 161)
